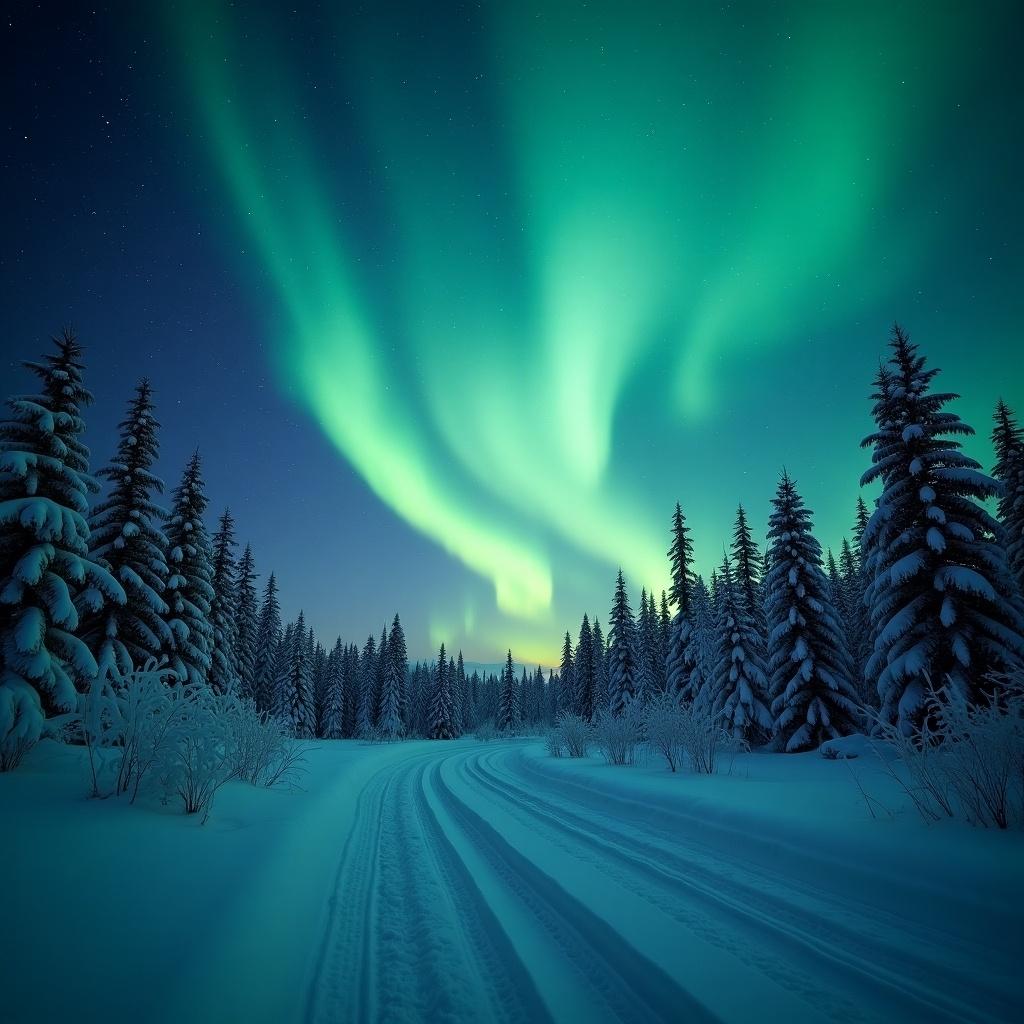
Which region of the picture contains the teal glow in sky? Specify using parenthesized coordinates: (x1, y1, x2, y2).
(165, 0, 1022, 662)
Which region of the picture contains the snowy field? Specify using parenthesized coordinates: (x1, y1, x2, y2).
(2, 738, 1022, 1024)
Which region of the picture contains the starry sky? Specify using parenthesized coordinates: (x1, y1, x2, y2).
(4, 1, 1022, 665)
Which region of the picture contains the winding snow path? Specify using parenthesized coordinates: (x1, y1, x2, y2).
(301, 741, 1021, 1024)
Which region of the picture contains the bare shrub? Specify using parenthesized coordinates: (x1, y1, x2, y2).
(544, 729, 564, 758)
(594, 707, 641, 766)
(866, 675, 1024, 829)
(557, 712, 592, 758)
(474, 720, 497, 742)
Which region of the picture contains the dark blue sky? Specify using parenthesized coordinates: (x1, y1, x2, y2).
(4, 1, 1022, 663)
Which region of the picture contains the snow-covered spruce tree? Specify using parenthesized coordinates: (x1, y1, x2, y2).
(377, 612, 405, 738)
(635, 589, 657, 702)
(713, 555, 772, 744)
(731, 504, 768, 650)
(323, 638, 345, 738)
(279, 612, 314, 738)
(574, 613, 595, 721)
(765, 473, 860, 752)
(0, 331, 124, 763)
(657, 591, 671, 693)
(342, 644, 360, 737)
(608, 569, 640, 716)
(356, 633, 375, 736)
(665, 503, 697, 700)
(591, 619, 609, 717)
(992, 400, 1024, 597)
(454, 649, 466, 735)
(838, 536, 872, 703)
(82, 378, 175, 677)
(270, 621, 295, 723)
(208, 508, 239, 694)
(251, 572, 281, 713)
(861, 326, 1024, 729)
(559, 631, 575, 717)
(497, 649, 520, 732)
(370, 624, 388, 730)
(163, 452, 214, 686)
(429, 642, 456, 739)
(687, 576, 716, 706)
(233, 543, 258, 700)
(311, 637, 328, 737)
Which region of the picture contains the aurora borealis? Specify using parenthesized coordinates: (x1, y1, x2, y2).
(6, 1, 1023, 664)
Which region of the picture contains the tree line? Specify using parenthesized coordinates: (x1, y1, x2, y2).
(0, 330, 554, 767)
(553, 325, 1024, 751)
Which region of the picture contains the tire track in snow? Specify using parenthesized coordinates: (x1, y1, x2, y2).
(305, 743, 552, 1024)
(424, 753, 722, 1024)
(460, 745, 1015, 1024)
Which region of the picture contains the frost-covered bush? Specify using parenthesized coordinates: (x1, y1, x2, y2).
(642, 694, 686, 772)
(474, 720, 497, 742)
(76, 662, 306, 819)
(557, 712, 592, 758)
(230, 698, 306, 788)
(544, 729, 564, 758)
(160, 686, 239, 823)
(868, 676, 1024, 829)
(594, 707, 641, 766)
(642, 693, 728, 774)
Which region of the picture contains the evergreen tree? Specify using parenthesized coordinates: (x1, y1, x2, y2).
(233, 544, 259, 700)
(992, 400, 1024, 597)
(635, 589, 657, 703)
(429, 642, 457, 739)
(838, 537, 871, 701)
(607, 570, 640, 716)
(377, 613, 405, 738)
(251, 572, 281, 713)
(731, 504, 767, 644)
(766, 473, 860, 751)
(342, 644, 360, 737)
(657, 591, 671, 693)
(687, 576, 716, 705)
(861, 326, 1024, 730)
(713, 555, 772, 743)
(270, 621, 296, 722)
(280, 611, 314, 738)
(311, 635, 328, 737)
(559, 631, 575, 716)
(163, 452, 214, 687)
(371, 624, 388, 729)
(497, 649, 520, 731)
(208, 508, 239, 693)
(322, 638, 345, 738)
(454, 650, 466, 735)
(591, 619, 609, 717)
(356, 634, 375, 736)
(83, 379, 174, 676)
(0, 332, 124, 758)
(665, 504, 696, 699)
(574, 613, 595, 721)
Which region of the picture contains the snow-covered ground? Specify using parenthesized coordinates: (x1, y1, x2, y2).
(2, 738, 1021, 1023)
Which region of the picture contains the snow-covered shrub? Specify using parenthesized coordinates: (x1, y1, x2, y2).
(544, 729, 564, 758)
(557, 712, 592, 758)
(229, 699, 307, 788)
(474, 720, 496, 742)
(159, 687, 240, 823)
(594, 707, 641, 766)
(867, 677, 1024, 829)
(642, 693, 686, 772)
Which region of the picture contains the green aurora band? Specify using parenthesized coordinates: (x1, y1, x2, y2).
(169, 1, 1018, 660)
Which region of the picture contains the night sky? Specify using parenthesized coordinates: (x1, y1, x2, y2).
(4, 1, 1022, 665)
